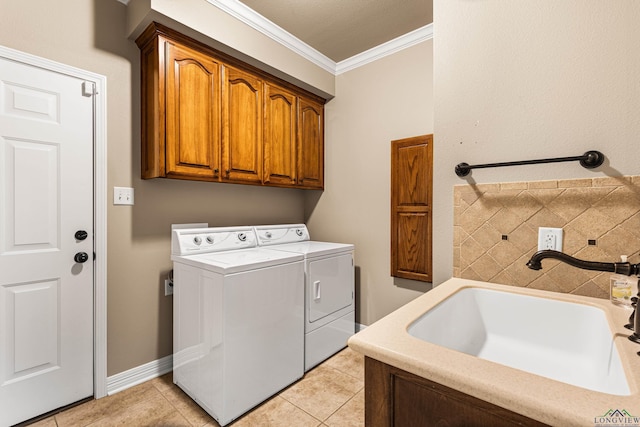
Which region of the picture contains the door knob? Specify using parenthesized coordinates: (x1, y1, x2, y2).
(74, 252, 89, 263)
(75, 230, 88, 241)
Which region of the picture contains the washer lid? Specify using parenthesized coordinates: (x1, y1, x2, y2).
(265, 241, 354, 258)
(172, 248, 303, 274)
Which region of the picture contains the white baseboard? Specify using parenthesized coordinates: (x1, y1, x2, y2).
(106, 355, 173, 396)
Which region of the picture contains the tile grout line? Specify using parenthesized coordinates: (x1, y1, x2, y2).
(321, 387, 364, 426)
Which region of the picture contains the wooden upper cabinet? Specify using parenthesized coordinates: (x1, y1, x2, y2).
(391, 135, 433, 282)
(165, 41, 221, 179)
(138, 29, 163, 179)
(297, 97, 324, 189)
(222, 66, 263, 184)
(264, 83, 297, 186)
(136, 22, 325, 190)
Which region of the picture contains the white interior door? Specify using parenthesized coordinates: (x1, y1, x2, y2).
(0, 56, 94, 426)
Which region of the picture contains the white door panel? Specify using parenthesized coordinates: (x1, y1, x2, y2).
(2, 137, 59, 253)
(0, 56, 93, 426)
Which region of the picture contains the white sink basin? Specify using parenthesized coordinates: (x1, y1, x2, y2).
(408, 287, 630, 395)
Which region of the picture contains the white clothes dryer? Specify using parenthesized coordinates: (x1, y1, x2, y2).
(171, 226, 304, 426)
(254, 224, 355, 371)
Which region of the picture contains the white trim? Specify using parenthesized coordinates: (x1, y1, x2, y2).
(107, 355, 173, 395)
(0, 45, 108, 399)
(92, 68, 108, 400)
(205, 0, 336, 73)
(204, 0, 433, 75)
(335, 24, 434, 75)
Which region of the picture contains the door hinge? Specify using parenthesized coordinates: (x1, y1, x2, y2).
(82, 81, 96, 97)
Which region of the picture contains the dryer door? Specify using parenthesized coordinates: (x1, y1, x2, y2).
(307, 253, 354, 328)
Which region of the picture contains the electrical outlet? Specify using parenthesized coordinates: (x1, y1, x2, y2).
(164, 279, 173, 296)
(538, 227, 563, 251)
(113, 186, 134, 205)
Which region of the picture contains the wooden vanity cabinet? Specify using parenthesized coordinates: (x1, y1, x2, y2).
(136, 22, 325, 190)
(365, 357, 549, 427)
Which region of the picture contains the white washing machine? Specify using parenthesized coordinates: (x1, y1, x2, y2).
(171, 226, 304, 426)
(254, 224, 355, 371)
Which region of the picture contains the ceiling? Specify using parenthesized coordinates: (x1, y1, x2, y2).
(236, 0, 433, 63)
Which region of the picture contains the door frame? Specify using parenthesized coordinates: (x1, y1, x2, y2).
(0, 45, 109, 398)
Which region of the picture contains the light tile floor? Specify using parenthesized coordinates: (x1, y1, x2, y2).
(27, 348, 365, 427)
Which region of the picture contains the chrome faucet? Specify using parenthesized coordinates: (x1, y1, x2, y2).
(526, 250, 640, 345)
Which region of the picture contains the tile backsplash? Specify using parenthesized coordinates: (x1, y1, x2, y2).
(453, 176, 640, 299)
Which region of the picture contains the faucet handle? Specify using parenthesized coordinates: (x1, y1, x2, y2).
(625, 297, 638, 331)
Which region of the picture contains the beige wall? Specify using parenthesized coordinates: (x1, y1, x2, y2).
(305, 40, 434, 326)
(0, 0, 308, 376)
(434, 1, 640, 286)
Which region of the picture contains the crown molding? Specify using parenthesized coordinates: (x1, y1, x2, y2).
(205, 0, 336, 74)
(335, 24, 433, 75)
(191, 0, 433, 76)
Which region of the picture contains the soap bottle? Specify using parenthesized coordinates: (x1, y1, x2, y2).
(610, 256, 635, 307)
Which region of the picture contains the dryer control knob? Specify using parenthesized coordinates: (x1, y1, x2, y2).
(265, 232, 272, 238)
(238, 232, 247, 242)
(206, 235, 214, 244)
(193, 236, 202, 245)
(296, 229, 304, 237)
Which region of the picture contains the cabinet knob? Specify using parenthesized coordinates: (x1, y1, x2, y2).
(225, 169, 230, 175)
(214, 168, 219, 174)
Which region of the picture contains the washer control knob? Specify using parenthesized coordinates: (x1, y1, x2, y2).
(193, 236, 202, 245)
(265, 232, 272, 238)
(238, 232, 247, 242)
(296, 229, 304, 237)
(206, 235, 214, 244)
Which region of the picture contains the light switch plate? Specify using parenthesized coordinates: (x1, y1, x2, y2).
(113, 187, 134, 205)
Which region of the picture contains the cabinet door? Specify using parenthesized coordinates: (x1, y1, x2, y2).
(365, 358, 549, 427)
(165, 41, 221, 179)
(297, 97, 324, 189)
(391, 135, 433, 282)
(222, 66, 263, 184)
(264, 83, 297, 186)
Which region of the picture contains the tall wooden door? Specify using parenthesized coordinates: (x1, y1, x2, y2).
(222, 65, 263, 184)
(391, 135, 433, 282)
(0, 55, 94, 425)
